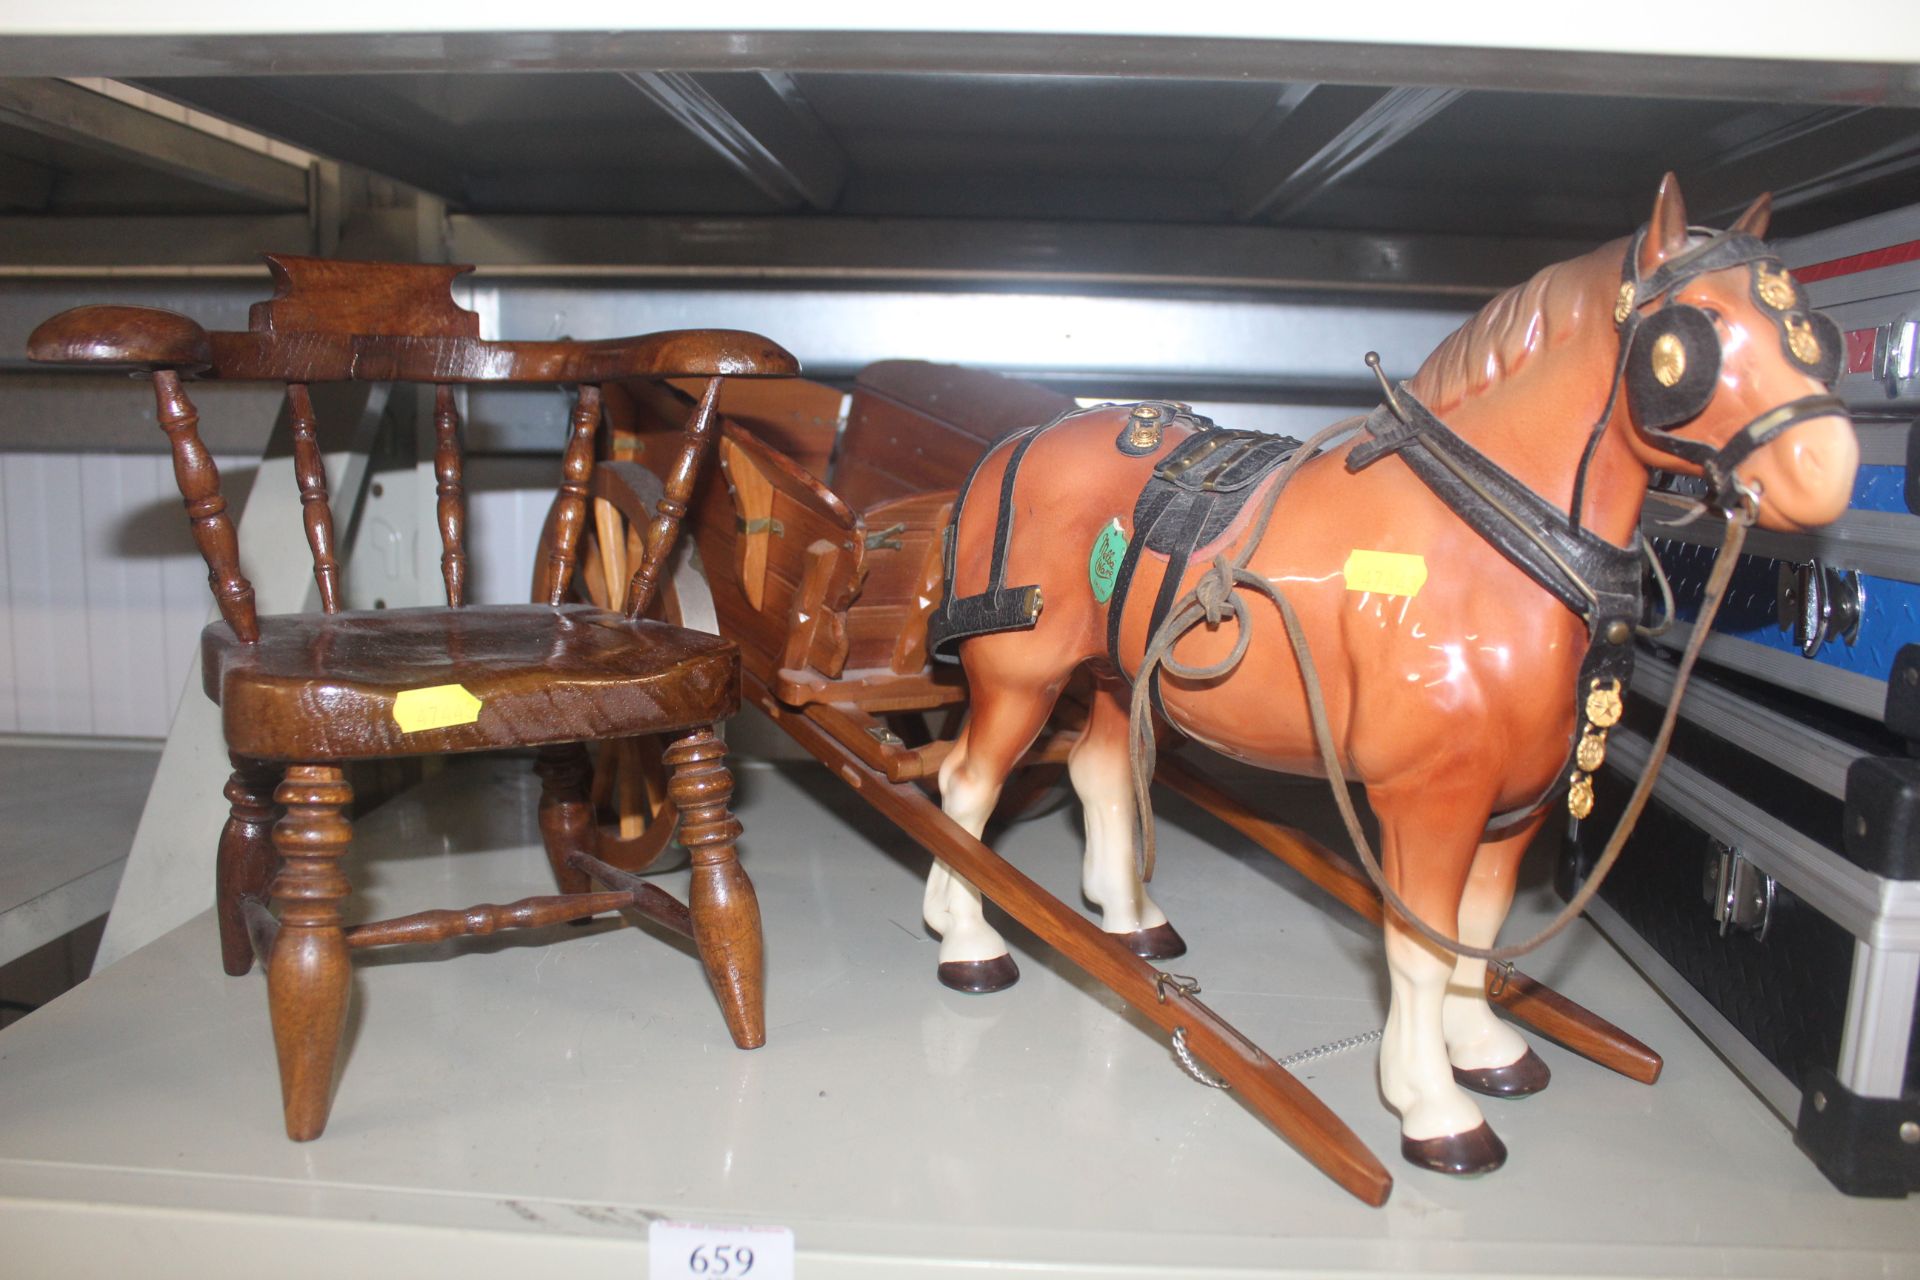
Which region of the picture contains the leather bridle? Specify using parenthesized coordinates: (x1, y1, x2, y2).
(1569, 225, 1846, 527)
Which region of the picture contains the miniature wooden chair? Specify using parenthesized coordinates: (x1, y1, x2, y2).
(27, 255, 799, 1140)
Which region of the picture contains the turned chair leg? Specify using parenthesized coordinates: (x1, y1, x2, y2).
(533, 744, 595, 896)
(265, 765, 353, 1142)
(666, 728, 766, 1050)
(217, 755, 283, 976)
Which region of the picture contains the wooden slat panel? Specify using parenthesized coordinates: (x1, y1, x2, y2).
(79, 455, 174, 736)
(855, 360, 1076, 439)
(832, 398, 1005, 513)
(845, 604, 918, 671)
(833, 360, 1075, 511)
(720, 437, 776, 610)
(4, 454, 92, 733)
(0, 451, 251, 737)
(841, 490, 953, 673)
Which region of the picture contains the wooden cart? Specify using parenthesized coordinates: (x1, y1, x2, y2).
(545, 359, 1665, 1206)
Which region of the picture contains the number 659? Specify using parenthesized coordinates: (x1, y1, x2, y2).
(689, 1243, 755, 1276)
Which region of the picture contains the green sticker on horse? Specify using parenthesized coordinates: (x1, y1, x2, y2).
(1088, 518, 1127, 603)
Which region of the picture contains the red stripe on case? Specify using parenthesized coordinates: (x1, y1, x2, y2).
(1845, 328, 1878, 374)
(1796, 240, 1920, 283)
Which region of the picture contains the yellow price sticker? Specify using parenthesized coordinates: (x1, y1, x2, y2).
(392, 683, 484, 733)
(1343, 549, 1427, 599)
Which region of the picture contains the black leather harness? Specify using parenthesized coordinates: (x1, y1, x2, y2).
(1105, 420, 1304, 716)
(1346, 390, 1646, 823)
(926, 408, 1078, 661)
(932, 394, 1644, 776)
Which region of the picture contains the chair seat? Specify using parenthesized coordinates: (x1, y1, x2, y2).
(203, 604, 739, 762)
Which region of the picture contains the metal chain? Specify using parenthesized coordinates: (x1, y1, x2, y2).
(1169, 1028, 1231, 1089)
(1168, 1024, 1386, 1089)
(1277, 1028, 1384, 1070)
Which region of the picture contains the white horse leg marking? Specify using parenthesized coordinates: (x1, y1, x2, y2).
(1384, 923, 1489, 1140)
(1442, 826, 1537, 1072)
(926, 673, 1066, 969)
(926, 734, 1012, 965)
(1067, 691, 1169, 935)
(1374, 797, 1491, 1142)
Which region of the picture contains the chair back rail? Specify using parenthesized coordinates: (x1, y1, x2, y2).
(25, 254, 799, 635)
(431, 384, 468, 607)
(542, 384, 604, 609)
(285, 383, 342, 613)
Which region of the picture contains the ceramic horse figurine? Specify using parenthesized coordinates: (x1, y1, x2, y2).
(919, 175, 1858, 1175)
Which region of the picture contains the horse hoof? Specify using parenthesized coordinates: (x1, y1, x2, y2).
(938, 955, 1020, 993)
(1453, 1047, 1551, 1098)
(1118, 922, 1187, 959)
(1401, 1122, 1507, 1176)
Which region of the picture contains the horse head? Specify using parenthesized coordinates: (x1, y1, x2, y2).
(1615, 173, 1858, 532)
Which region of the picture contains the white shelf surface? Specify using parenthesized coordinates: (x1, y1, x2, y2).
(1, 753, 1915, 1276)
(0, 742, 157, 968)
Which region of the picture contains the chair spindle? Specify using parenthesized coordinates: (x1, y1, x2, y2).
(285, 384, 342, 614)
(625, 377, 724, 619)
(543, 384, 602, 608)
(433, 384, 468, 607)
(153, 370, 259, 643)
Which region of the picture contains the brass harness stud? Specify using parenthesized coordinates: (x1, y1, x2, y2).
(1128, 403, 1165, 450)
(1651, 332, 1687, 387)
(1785, 313, 1823, 366)
(1756, 262, 1798, 312)
(1614, 282, 1637, 325)
(1569, 678, 1623, 819)
(1568, 773, 1596, 820)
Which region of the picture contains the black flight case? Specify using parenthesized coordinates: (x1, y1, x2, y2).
(1560, 202, 1920, 1198)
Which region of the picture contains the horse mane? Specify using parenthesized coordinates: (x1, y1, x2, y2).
(1406, 239, 1624, 416)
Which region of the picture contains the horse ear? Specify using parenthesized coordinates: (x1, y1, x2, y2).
(1731, 192, 1773, 239)
(1638, 172, 1691, 275)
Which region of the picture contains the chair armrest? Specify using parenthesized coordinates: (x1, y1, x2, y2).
(567, 329, 800, 381)
(203, 327, 799, 385)
(27, 305, 213, 372)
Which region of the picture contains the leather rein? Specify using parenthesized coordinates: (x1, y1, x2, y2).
(1125, 232, 1839, 964)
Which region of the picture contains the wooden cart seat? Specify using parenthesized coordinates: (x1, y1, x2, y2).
(606, 362, 1076, 714)
(203, 604, 738, 762)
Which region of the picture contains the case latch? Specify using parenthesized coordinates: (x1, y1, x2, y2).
(1703, 840, 1775, 940)
(1777, 559, 1863, 658)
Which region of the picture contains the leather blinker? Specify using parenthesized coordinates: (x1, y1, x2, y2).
(1787, 310, 1843, 384)
(1748, 257, 1841, 384)
(1627, 305, 1721, 430)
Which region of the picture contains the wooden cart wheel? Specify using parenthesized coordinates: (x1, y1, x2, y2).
(565, 460, 721, 874)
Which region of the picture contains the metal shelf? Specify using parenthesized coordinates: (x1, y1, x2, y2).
(1, 755, 1915, 1275)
